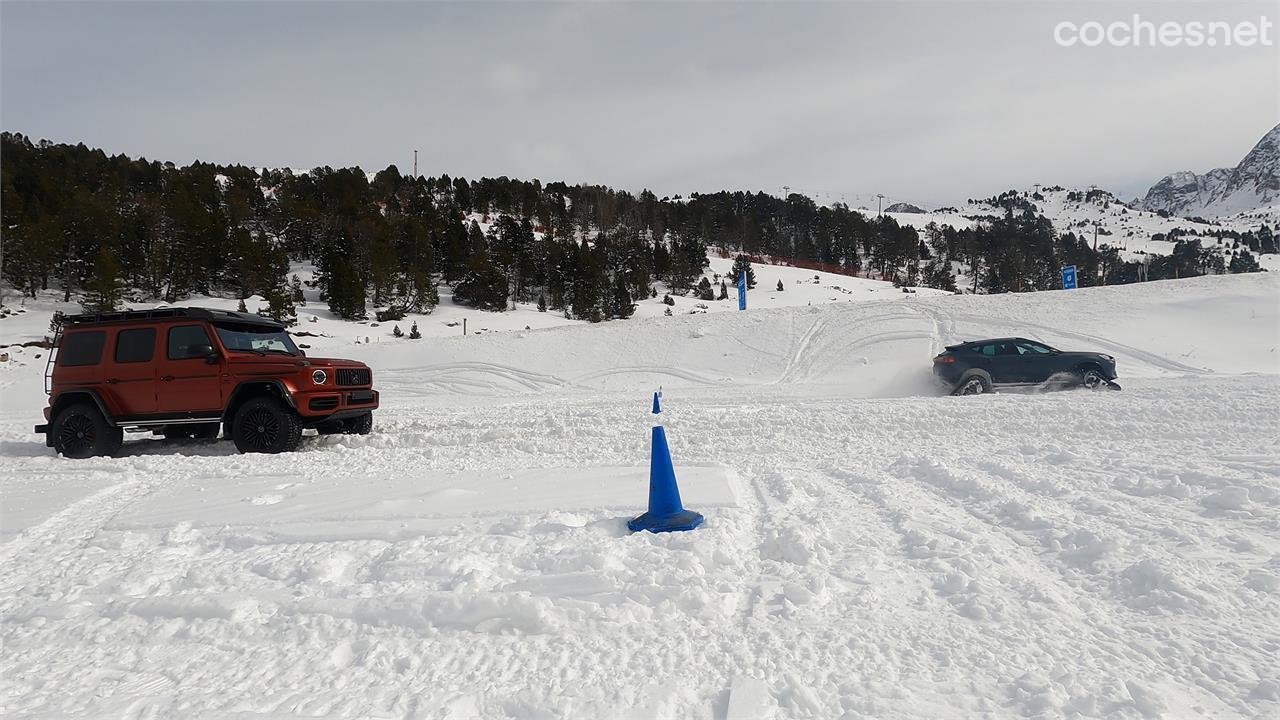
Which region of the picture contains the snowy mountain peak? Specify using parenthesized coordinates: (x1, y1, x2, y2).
(1140, 124, 1280, 218)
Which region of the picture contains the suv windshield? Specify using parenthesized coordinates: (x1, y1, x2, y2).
(213, 322, 300, 356)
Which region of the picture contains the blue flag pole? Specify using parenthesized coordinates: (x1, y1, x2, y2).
(737, 273, 747, 310)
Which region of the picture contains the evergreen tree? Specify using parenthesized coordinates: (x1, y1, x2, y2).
(80, 245, 124, 313)
(1257, 225, 1277, 255)
(409, 321, 421, 339)
(1229, 250, 1262, 274)
(921, 256, 957, 292)
(570, 241, 606, 322)
(609, 276, 636, 319)
(320, 249, 367, 320)
(237, 298, 248, 313)
(717, 279, 728, 300)
(697, 276, 715, 301)
(393, 324, 404, 337)
(776, 279, 784, 292)
(453, 265, 509, 311)
(261, 281, 298, 326)
(730, 254, 757, 288)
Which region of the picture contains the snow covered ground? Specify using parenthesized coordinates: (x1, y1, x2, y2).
(0, 254, 942, 354)
(1, 273, 1278, 718)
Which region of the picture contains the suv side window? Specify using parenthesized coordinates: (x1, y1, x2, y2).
(168, 325, 212, 360)
(59, 331, 106, 366)
(975, 344, 996, 356)
(115, 328, 156, 363)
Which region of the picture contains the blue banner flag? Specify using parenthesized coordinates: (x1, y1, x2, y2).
(737, 273, 747, 310)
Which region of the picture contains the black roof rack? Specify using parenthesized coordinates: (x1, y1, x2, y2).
(59, 307, 286, 329)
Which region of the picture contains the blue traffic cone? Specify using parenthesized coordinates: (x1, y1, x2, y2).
(628, 392, 704, 533)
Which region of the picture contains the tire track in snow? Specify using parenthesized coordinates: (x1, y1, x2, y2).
(774, 314, 828, 385)
(777, 307, 935, 385)
(571, 366, 724, 387)
(0, 468, 157, 598)
(913, 304, 960, 355)
(378, 362, 571, 395)
(734, 464, 785, 628)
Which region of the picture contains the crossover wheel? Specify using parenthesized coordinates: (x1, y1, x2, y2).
(952, 374, 991, 396)
(232, 397, 303, 454)
(1079, 367, 1107, 390)
(51, 403, 123, 459)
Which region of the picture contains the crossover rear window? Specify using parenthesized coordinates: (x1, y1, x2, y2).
(59, 331, 106, 366)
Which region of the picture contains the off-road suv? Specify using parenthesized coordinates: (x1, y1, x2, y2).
(35, 307, 379, 458)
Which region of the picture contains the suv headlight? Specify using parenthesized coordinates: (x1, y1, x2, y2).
(311, 369, 327, 385)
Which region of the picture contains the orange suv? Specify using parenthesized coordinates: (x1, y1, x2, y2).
(35, 307, 379, 457)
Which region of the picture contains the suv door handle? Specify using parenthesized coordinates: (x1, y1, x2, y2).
(105, 378, 119, 384)
(161, 375, 175, 382)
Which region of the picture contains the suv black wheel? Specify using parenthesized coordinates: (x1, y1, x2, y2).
(232, 397, 303, 454)
(51, 403, 123, 459)
(343, 412, 373, 435)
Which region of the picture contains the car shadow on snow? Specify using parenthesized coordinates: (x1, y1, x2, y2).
(9, 431, 363, 460)
(0, 440, 56, 458)
(114, 433, 345, 458)
(114, 437, 241, 457)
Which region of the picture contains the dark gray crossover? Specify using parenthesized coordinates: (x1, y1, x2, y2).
(932, 337, 1121, 395)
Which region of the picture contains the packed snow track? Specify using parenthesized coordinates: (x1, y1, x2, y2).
(1, 274, 1277, 719)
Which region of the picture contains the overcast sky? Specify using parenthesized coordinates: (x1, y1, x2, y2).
(2, 1, 1276, 208)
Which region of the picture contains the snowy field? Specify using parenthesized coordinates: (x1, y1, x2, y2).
(1, 273, 1279, 718)
(0, 254, 946, 354)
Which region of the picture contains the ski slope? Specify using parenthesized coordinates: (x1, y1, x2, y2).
(1, 274, 1278, 718)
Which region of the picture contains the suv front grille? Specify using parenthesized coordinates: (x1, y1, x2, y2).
(336, 368, 371, 386)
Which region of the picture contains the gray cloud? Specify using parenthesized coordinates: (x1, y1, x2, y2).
(2, 1, 1275, 208)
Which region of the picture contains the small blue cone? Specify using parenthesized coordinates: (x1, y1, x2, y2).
(628, 394, 704, 533)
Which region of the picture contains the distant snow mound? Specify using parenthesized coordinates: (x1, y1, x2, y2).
(884, 202, 925, 214)
(1140, 124, 1280, 218)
